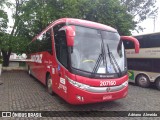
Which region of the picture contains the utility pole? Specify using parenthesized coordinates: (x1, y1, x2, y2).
(149, 15, 156, 32)
(153, 16, 155, 32)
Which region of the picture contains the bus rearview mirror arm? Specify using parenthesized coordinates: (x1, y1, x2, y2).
(66, 26, 75, 47)
(121, 36, 140, 53)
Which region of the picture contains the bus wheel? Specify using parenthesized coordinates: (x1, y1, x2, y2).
(47, 74, 53, 95)
(136, 74, 150, 88)
(155, 78, 160, 90)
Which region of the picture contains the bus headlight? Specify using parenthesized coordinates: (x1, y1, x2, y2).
(122, 81, 128, 87)
(66, 77, 90, 90)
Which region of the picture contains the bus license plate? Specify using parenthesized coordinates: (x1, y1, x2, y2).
(103, 95, 112, 100)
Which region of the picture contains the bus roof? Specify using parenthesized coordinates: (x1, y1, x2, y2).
(51, 18, 117, 32)
(66, 18, 117, 32)
(32, 18, 117, 42)
(133, 32, 160, 37)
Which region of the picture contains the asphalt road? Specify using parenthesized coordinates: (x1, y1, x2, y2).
(0, 71, 159, 120)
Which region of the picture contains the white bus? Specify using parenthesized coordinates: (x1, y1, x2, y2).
(123, 32, 160, 90)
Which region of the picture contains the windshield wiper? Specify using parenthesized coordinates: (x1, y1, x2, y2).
(91, 33, 108, 77)
(106, 44, 122, 77)
(91, 53, 103, 77)
(91, 42, 108, 77)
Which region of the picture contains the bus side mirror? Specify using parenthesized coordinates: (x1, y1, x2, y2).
(121, 36, 140, 53)
(65, 26, 75, 46)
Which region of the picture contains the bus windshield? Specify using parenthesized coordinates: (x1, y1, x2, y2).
(71, 26, 126, 75)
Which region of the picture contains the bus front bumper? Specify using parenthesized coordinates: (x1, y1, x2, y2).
(66, 83, 128, 105)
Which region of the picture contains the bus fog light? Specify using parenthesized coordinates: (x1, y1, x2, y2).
(76, 95, 84, 101)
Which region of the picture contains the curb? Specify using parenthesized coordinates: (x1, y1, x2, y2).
(2, 67, 27, 71)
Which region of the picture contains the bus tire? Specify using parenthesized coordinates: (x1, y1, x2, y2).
(136, 74, 150, 88)
(155, 78, 160, 90)
(46, 74, 53, 95)
(28, 66, 31, 76)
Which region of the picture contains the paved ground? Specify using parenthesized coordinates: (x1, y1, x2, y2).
(0, 71, 160, 120)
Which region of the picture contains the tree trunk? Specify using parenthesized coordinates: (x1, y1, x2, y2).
(1, 49, 12, 67)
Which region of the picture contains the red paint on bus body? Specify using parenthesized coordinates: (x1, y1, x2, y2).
(27, 18, 139, 104)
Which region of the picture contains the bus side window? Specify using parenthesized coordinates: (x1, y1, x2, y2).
(43, 30, 53, 54)
(28, 39, 41, 54)
(28, 30, 53, 54)
(123, 41, 134, 49)
(53, 23, 68, 68)
(37, 30, 53, 54)
(117, 40, 123, 57)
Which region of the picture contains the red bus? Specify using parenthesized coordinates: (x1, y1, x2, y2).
(27, 18, 139, 104)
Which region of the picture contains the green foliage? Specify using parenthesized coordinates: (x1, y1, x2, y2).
(18, 0, 157, 36)
(0, 9, 8, 32)
(0, 32, 29, 54)
(19, 0, 135, 35)
(121, 0, 157, 20)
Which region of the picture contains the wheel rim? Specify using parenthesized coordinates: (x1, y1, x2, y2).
(47, 77, 52, 93)
(139, 76, 148, 86)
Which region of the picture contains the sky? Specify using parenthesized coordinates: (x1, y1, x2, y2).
(132, 0, 160, 35)
(5, 0, 160, 36)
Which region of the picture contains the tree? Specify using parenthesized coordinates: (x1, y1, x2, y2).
(0, 0, 8, 32)
(0, 32, 28, 66)
(120, 0, 157, 32)
(0, 0, 8, 62)
(0, 0, 30, 66)
(19, 0, 81, 36)
(18, 0, 157, 35)
(76, 0, 135, 35)
(0, 10, 8, 32)
(19, 0, 134, 36)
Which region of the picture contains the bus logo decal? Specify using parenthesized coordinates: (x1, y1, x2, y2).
(31, 54, 43, 63)
(60, 77, 66, 85)
(106, 87, 111, 92)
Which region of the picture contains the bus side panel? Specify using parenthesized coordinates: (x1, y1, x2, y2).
(42, 52, 56, 85)
(29, 52, 48, 85)
(52, 65, 68, 100)
(29, 54, 39, 78)
(35, 51, 57, 85)
(36, 52, 47, 84)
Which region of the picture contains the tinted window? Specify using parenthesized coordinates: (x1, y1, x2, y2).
(53, 23, 68, 68)
(28, 30, 52, 54)
(152, 59, 160, 72)
(127, 59, 151, 72)
(135, 34, 160, 48)
(123, 33, 160, 49)
(123, 41, 134, 49)
(128, 58, 160, 72)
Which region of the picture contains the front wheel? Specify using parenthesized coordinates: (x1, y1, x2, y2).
(155, 78, 160, 90)
(136, 74, 150, 88)
(46, 74, 53, 95)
